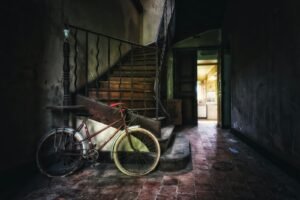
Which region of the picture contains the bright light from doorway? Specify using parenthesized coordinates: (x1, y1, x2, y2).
(197, 59, 218, 64)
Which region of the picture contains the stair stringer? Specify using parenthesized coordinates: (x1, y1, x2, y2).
(76, 95, 161, 137)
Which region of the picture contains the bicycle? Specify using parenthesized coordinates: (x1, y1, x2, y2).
(36, 103, 161, 177)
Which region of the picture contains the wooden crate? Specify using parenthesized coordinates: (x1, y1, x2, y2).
(166, 99, 182, 125)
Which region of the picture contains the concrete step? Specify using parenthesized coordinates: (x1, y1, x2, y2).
(159, 133, 191, 171)
(151, 116, 168, 128)
(98, 125, 177, 163)
(158, 125, 175, 152)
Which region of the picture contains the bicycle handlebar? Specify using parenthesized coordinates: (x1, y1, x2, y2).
(110, 103, 128, 115)
(110, 103, 127, 108)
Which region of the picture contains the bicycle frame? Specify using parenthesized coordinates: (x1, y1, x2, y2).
(75, 109, 130, 151)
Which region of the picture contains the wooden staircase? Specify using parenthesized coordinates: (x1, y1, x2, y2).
(88, 47, 159, 118)
(68, 7, 191, 171)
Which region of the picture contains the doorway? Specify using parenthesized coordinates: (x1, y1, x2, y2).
(197, 50, 218, 122)
(173, 49, 197, 125)
(173, 47, 224, 126)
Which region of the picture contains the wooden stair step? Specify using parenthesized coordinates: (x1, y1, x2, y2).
(109, 77, 155, 82)
(119, 64, 156, 67)
(98, 100, 156, 108)
(130, 54, 157, 59)
(130, 52, 157, 57)
(89, 91, 154, 99)
(128, 58, 156, 62)
(117, 66, 156, 71)
(123, 60, 156, 65)
(90, 88, 153, 93)
(93, 97, 154, 101)
(132, 48, 156, 53)
(111, 71, 156, 77)
(99, 81, 153, 90)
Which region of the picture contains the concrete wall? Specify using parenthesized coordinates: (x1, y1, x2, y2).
(173, 29, 221, 48)
(140, 0, 174, 45)
(64, 0, 140, 89)
(174, 0, 226, 42)
(140, 0, 165, 44)
(224, 0, 300, 168)
(0, 0, 140, 175)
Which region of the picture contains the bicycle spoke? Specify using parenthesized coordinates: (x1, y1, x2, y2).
(36, 130, 83, 177)
(113, 128, 160, 176)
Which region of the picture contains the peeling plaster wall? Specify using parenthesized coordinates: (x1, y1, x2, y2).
(140, 0, 165, 44)
(64, 0, 140, 89)
(0, 0, 140, 175)
(224, 0, 300, 168)
(140, 0, 174, 45)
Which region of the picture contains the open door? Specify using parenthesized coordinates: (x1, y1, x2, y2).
(174, 49, 197, 125)
(196, 51, 218, 121)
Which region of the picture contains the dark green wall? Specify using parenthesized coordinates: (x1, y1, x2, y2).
(0, 0, 141, 198)
(174, 0, 226, 42)
(224, 0, 300, 169)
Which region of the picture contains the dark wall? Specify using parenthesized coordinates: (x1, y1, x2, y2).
(174, 0, 226, 42)
(0, 0, 140, 177)
(224, 0, 300, 169)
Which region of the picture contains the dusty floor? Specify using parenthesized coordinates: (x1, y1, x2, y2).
(16, 121, 300, 200)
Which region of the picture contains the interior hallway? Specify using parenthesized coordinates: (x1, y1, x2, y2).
(16, 121, 300, 200)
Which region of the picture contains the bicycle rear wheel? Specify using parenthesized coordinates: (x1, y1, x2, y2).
(113, 128, 160, 176)
(36, 129, 84, 177)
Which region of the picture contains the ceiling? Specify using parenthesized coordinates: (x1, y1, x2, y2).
(174, 0, 227, 42)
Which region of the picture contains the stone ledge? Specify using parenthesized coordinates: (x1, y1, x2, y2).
(159, 133, 191, 171)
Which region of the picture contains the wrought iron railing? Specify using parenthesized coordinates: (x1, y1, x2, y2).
(65, 24, 159, 118)
(155, 0, 176, 118)
(63, 0, 175, 119)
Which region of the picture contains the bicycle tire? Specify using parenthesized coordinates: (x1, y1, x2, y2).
(36, 128, 84, 177)
(113, 127, 160, 176)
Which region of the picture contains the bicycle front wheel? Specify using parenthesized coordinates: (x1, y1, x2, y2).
(113, 128, 160, 176)
(36, 129, 84, 177)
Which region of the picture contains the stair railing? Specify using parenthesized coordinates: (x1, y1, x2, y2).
(155, 0, 176, 119)
(65, 24, 156, 108)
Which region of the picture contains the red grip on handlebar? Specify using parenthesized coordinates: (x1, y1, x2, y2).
(110, 103, 125, 108)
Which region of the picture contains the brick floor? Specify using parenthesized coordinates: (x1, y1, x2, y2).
(17, 120, 300, 200)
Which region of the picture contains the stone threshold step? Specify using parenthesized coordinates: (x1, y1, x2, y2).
(94, 130, 191, 172)
(158, 133, 191, 171)
(158, 125, 175, 152)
